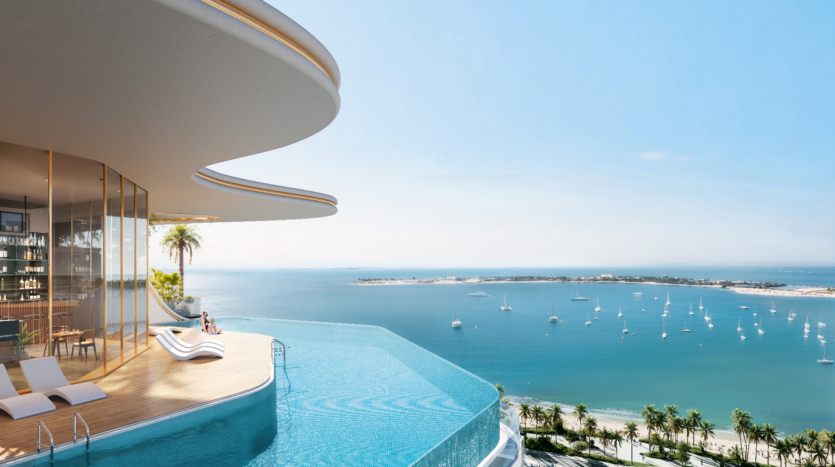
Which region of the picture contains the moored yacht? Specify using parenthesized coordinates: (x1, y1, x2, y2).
(689, 304, 694, 315)
(501, 293, 511, 311)
(452, 310, 462, 328)
(571, 288, 589, 301)
(549, 305, 558, 322)
(469, 292, 488, 297)
(665, 292, 671, 307)
(737, 319, 742, 331)
(585, 313, 592, 326)
(595, 295, 601, 312)
(740, 306, 749, 310)
(699, 297, 704, 310)
(819, 345, 833, 364)
(618, 305, 623, 318)
(770, 301, 777, 313)
(623, 321, 628, 333)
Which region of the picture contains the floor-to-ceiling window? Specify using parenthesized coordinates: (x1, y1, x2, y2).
(0, 142, 150, 391)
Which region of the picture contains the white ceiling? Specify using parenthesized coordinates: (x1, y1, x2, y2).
(0, 0, 341, 223)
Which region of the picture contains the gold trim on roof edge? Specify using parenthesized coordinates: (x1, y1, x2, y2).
(201, 0, 335, 86)
(194, 171, 337, 207)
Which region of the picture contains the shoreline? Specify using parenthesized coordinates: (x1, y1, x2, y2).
(355, 278, 835, 298)
(507, 396, 775, 459)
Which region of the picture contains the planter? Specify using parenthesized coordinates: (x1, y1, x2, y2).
(163, 297, 202, 319)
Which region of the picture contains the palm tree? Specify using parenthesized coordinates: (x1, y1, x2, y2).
(750, 424, 764, 465)
(785, 436, 799, 465)
(819, 430, 834, 466)
(655, 413, 669, 450)
(532, 405, 545, 434)
(672, 416, 686, 444)
(665, 404, 680, 419)
(624, 421, 640, 464)
(700, 420, 716, 445)
(687, 410, 703, 445)
(732, 409, 753, 460)
(584, 417, 599, 455)
(159, 224, 202, 298)
(775, 440, 792, 467)
(729, 445, 745, 464)
(641, 405, 659, 451)
(795, 434, 809, 465)
(599, 427, 612, 457)
(762, 423, 779, 466)
(519, 403, 531, 435)
(546, 404, 563, 435)
(808, 442, 827, 467)
(661, 422, 673, 452)
(612, 430, 625, 461)
(574, 403, 589, 429)
(495, 384, 505, 399)
(801, 459, 816, 467)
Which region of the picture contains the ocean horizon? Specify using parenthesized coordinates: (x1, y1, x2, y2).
(179, 266, 835, 436)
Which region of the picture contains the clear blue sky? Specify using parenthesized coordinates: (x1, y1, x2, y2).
(152, 0, 835, 269)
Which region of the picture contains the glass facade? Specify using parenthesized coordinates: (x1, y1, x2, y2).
(0, 143, 150, 389)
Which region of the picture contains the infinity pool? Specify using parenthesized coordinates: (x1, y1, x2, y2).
(51, 318, 499, 467)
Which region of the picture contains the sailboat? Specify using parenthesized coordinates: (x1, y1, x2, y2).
(818, 324, 824, 340)
(741, 329, 746, 340)
(662, 317, 667, 339)
(821, 328, 827, 345)
(806, 317, 811, 329)
(788, 310, 794, 321)
(699, 297, 704, 310)
(595, 295, 601, 312)
(633, 292, 643, 296)
(654, 297, 659, 301)
(665, 292, 671, 307)
(623, 321, 628, 333)
(571, 288, 589, 301)
(707, 315, 713, 328)
(452, 310, 462, 328)
(770, 301, 777, 313)
(689, 304, 694, 315)
(641, 301, 645, 312)
(618, 305, 623, 318)
(550, 305, 558, 322)
(585, 313, 591, 326)
(740, 306, 749, 310)
(683, 321, 691, 333)
(737, 319, 742, 332)
(819, 345, 834, 364)
(758, 318, 764, 334)
(501, 293, 511, 311)
(818, 313, 826, 327)
(704, 307, 710, 321)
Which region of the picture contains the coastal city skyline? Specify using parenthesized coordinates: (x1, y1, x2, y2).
(148, 0, 835, 270)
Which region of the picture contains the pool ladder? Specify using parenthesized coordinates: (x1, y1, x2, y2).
(271, 338, 286, 365)
(37, 421, 53, 463)
(74, 412, 90, 451)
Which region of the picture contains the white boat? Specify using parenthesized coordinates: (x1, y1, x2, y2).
(594, 295, 601, 312)
(571, 289, 589, 301)
(469, 292, 488, 297)
(641, 301, 646, 312)
(788, 310, 794, 322)
(770, 301, 777, 313)
(585, 313, 591, 326)
(662, 317, 667, 339)
(805, 317, 811, 329)
(758, 318, 764, 334)
(818, 324, 824, 340)
(618, 305, 623, 318)
(704, 307, 710, 321)
(654, 297, 659, 301)
(699, 297, 704, 310)
(737, 319, 742, 332)
(550, 305, 558, 322)
(452, 310, 462, 328)
(623, 321, 628, 333)
(709, 315, 714, 328)
(818, 345, 833, 364)
(818, 314, 826, 327)
(665, 292, 671, 307)
(741, 329, 746, 340)
(633, 292, 643, 296)
(501, 293, 511, 311)
(740, 306, 749, 310)
(689, 304, 694, 315)
(683, 321, 691, 333)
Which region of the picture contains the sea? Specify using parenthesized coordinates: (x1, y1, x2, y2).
(181, 266, 835, 436)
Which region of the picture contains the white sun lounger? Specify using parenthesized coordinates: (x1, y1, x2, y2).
(161, 328, 224, 349)
(155, 334, 224, 361)
(157, 330, 224, 354)
(0, 364, 56, 419)
(20, 357, 106, 406)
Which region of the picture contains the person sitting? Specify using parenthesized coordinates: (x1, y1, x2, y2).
(200, 311, 209, 333)
(209, 318, 222, 335)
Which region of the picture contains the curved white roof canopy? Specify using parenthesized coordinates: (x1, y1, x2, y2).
(0, 0, 340, 222)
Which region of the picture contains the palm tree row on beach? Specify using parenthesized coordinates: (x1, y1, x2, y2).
(504, 392, 835, 467)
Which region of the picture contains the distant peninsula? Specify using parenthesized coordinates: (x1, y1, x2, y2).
(354, 274, 835, 298)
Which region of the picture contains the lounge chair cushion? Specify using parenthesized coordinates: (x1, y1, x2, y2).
(19, 357, 106, 406)
(155, 334, 223, 361)
(0, 364, 55, 419)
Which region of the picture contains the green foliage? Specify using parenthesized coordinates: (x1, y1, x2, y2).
(16, 322, 39, 347)
(571, 441, 589, 452)
(526, 436, 570, 454)
(159, 224, 202, 298)
(150, 268, 183, 300)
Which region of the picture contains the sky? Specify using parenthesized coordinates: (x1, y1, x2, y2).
(151, 0, 835, 270)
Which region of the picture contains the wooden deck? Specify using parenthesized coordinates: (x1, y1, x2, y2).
(0, 328, 273, 461)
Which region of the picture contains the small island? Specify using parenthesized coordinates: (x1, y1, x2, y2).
(354, 274, 835, 298)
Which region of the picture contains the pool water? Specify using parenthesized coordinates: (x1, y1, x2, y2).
(55, 318, 499, 467)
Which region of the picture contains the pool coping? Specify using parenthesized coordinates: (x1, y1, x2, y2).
(0, 335, 277, 466)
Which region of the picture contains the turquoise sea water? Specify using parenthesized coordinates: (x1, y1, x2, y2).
(184, 267, 835, 436)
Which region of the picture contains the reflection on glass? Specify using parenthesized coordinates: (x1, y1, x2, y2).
(123, 179, 135, 356)
(106, 169, 121, 363)
(137, 188, 148, 348)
